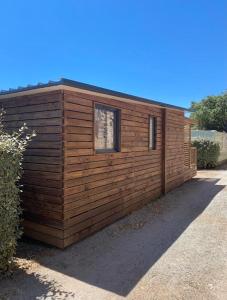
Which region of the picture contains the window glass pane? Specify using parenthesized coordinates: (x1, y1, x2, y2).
(149, 117, 153, 148)
(95, 106, 115, 150)
(149, 116, 156, 149)
(106, 110, 115, 148)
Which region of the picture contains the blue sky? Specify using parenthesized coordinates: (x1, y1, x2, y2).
(0, 0, 226, 108)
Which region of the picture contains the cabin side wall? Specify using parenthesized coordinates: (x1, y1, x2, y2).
(0, 91, 64, 248)
(62, 90, 194, 247)
(184, 122, 197, 181)
(184, 123, 191, 168)
(165, 110, 185, 192)
(62, 90, 164, 247)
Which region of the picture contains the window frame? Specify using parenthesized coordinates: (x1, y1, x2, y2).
(149, 116, 157, 150)
(94, 103, 121, 153)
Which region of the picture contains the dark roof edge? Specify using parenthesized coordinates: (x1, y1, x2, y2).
(61, 78, 190, 111)
(0, 78, 191, 111)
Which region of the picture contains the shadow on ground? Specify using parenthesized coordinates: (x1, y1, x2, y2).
(0, 270, 75, 300)
(1, 175, 225, 298)
(216, 163, 227, 170)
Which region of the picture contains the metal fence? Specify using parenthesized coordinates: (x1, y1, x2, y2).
(192, 130, 227, 164)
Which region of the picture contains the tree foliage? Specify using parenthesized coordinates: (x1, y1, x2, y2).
(191, 93, 227, 132)
(0, 110, 35, 276)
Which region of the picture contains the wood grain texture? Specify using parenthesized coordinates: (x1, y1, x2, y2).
(1, 88, 196, 248)
(62, 90, 195, 248)
(1, 91, 64, 246)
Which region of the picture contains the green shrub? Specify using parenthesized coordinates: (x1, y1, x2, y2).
(192, 139, 220, 169)
(0, 110, 35, 276)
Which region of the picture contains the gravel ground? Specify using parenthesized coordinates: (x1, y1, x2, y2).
(0, 167, 227, 300)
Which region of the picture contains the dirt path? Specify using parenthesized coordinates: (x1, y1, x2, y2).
(1, 167, 227, 300)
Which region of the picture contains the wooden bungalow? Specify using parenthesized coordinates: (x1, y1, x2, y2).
(0, 79, 197, 248)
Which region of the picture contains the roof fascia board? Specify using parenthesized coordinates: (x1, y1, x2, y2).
(0, 84, 187, 112)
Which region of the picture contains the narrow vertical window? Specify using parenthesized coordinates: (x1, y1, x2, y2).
(149, 116, 156, 150)
(95, 104, 120, 152)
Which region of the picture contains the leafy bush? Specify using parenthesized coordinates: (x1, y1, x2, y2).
(192, 139, 220, 169)
(0, 110, 35, 276)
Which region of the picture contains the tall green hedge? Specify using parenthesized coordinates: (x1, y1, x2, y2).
(192, 139, 220, 169)
(0, 110, 35, 276)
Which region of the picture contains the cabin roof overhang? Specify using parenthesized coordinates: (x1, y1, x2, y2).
(0, 78, 191, 112)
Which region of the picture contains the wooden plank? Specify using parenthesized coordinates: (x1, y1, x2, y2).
(0, 91, 62, 107)
(4, 118, 61, 127)
(65, 111, 93, 121)
(4, 110, 61, 121)
(23, 163, 61, 172)
(65, 126, 92, 135)
(27, 141, 62, 149)
(65, 102, 93, 113)
(23, 220, 64, 239)
(25, 149, 62, 157)
(65, 118, 92, 128)
(23, 155, 62, 165)
(66, 134, 93, 142)
(24, 227, 64, 248)
(64, 93, 93, 107)
(66, 141, 93, 149)
(4, 101, 61, 114)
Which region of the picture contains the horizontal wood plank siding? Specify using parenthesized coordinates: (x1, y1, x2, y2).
(183, 122, 197, 182)
(165, 110, 185, 192)
(0, 91, 64, 248)
(184, 124, 190, 167)
(0, 87, 196, 248)
(63, 90, 163, 247)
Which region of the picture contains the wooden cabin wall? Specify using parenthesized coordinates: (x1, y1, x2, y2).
(0, 88, 196, 248)
(183, 122, 197, 182)
(63, 90, 164, 247)
(184, 123, 191, 168)
(0, 91, 64, 248)
(165, 110, 185, 192)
